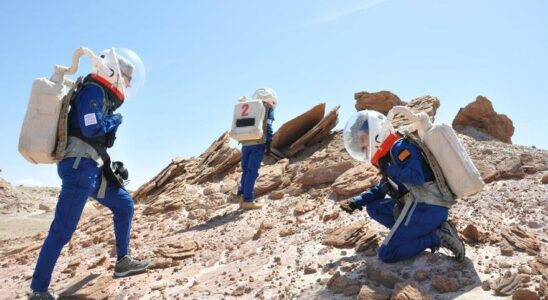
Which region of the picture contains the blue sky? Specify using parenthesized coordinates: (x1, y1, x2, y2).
(1, 0, 546, 189)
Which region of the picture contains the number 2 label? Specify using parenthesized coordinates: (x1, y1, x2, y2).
(241, 104, 249, 116)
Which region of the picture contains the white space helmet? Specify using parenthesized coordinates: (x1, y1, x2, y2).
(92, 48, 146, 100)
(343, 110, 394, 162)
(252, 87, 277, 108)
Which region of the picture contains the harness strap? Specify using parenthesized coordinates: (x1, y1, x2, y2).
(383, 193, 414, 246)
(97, 174, 108, 199)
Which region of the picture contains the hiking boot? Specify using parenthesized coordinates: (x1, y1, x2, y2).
(435, 221, 466, 263)
(240, 201, 262, 210)
(114, 255, 150, 277)
(28, 291, 55, 300)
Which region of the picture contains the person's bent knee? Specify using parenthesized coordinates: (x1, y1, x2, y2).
(378, 245, 401, 263)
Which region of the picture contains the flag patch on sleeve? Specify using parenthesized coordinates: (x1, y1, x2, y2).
(397, 149, 411, 161)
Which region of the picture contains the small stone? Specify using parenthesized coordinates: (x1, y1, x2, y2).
(512, 289, 540, 300)
(304, 266, 317, 275)
(431, 275, 459, 293)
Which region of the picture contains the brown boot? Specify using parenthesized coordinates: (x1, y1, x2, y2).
(240, 201, 263, 210)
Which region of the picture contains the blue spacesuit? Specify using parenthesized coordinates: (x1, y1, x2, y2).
(349, 138, 449, 263)
(238, 107, 275, 202)
(30, 77, 135, 292)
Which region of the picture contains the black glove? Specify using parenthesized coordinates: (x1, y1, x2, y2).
(112, 161, 129, 180)
(378, 155, 391, 173)
(339, 197, 363, 214)
(265, 141, 272, 155)
(105, 131, 117, 148)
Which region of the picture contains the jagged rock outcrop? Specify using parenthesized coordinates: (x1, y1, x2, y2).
(272, 103, 340, 157)
(452, 96, 515, 143)
(331, 164, 380, 197)
(354, 91, 403, 115)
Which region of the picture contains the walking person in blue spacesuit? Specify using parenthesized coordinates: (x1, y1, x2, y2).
(339, 110, 465, 263)
(29, 48, 150, 300)
(237, 87, 276, 210)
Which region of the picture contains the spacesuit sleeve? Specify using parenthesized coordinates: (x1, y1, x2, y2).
(266, 108, 274, 142)
(76, 85, 122, 138)
(387, 142, 427, 186)
(354, 179, 387, 207)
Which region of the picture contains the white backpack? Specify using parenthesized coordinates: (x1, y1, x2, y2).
(387, 106, 485, 199)
(229, 99, 266, 143)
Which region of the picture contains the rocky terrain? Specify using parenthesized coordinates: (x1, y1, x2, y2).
(0, 92, 546, 299)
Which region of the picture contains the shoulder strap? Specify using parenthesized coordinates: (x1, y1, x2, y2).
(54, 76, 84, 161)
(401, 131, 456, 203)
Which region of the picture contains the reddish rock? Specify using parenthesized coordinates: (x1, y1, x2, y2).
(501, 226, 541, 253)
(452, 96, 514, 143)
(331, 164, 380, 197)
(271, 103, 325, 151)
(294, 200, 316, 216)
(474, 160, 498, 183)
(366, 267, 401, 289)
(431, 275, 459, 293)
(327, 271, 359, 294)
(512, 289, 540, 300)
(322, 210, 340, 222)
(492, 271, 523, 296)
(357, 286, 391, 300)
(254, 159, 288, 196)
(269, 190, 284, 200)
(391, 281, 432, 300)
(354, 90, 403, 115)
(497, 157, 525, 180)
(461, 224, 482, 242)
(541, 173, 548, 184)
(297, 161, 354, 186)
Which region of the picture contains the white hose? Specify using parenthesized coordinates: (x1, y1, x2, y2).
(51, 47, 103, 86)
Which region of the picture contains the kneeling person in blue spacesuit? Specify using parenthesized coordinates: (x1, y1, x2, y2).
(29, 48, 149, 300)
(339, 110, 465, 263)
(237, 87, 276, 210)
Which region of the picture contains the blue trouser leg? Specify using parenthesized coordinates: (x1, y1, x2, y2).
(241, 144, 265, 202)
(238, 146, 251, 196)
(366, 198, 447, 263)
(92, 184, 134, 259)
(31, 158, 101, 292)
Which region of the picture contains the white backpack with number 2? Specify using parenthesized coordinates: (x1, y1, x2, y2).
(230, 97, 266, 143)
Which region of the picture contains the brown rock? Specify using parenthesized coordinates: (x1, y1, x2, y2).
(492, 271, 523, 296)
(497, 157, 525, 179)
(527, 251, 548, 276)
(331, 164, 380, 197)
(391, 281, 432, 300)
(461, 224, 482, 242)
(431, 275, 459, 293)
(156, 240, 199, 259)
(501, 226, 541, 253)
(366, 267, 401, 289)
(512, 289, 540, 300)
(38, 203, 51, 212)
(272, 103, 325, 151)
(304, 266, 317, 275)
(474, 160, 498, 183)
(322, 210, 340, 222)
(357, 286, 391, 300)
(327, 271, 359, 294)
(452, 96, 514, 143)
(269, 190, 284, 200)
(279, 227, 296, 237)
(283, 105, 340, 157)
(58, 274, 114, 299)
(323, 221, 368, 248)
(541, 173, 548, 184)
(413, 270, 430, 282)
(391, 96, 440, 128)
(253, 222, 274, 240)
(254, 159, 288, 196)
(297, 161, 354, 186)
(150, 257, 174, 270)
(354, 91, 402, 115)
(294, 201, 316, 216)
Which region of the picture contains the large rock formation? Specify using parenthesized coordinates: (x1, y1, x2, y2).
(354, 90, 403, 115)
(452, 96, 515, 143)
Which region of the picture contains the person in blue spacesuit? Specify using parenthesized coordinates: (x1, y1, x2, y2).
(29, 48, 149, 300)
(237, 87, 276, 210)
(339, 110, 465, 263)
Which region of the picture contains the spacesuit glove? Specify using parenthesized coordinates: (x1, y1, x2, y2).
(339, 197, 363, 214)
